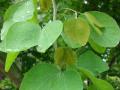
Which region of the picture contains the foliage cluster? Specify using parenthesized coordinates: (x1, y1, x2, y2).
(0, 0, 120, 90)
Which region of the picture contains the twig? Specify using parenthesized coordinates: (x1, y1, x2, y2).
(52, 0, 57, 48)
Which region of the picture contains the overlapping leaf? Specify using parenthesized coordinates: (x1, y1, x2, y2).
(0, 22, 41, 52)
(1, 20, 15, 40)
(85, 11, 120, 47)
(1, 0, 35, 40)
(84, 12, 104, 35)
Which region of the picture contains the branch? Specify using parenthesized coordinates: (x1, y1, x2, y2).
(52, 0, 57, 21)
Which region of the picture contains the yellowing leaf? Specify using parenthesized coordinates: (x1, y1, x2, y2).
(54, 47, 77, 69)
(62, 18, 90, 48)
(39, 0, 52, 12)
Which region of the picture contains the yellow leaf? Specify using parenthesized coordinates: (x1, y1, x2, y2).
(54, 47, 77, 69)
(39, 0, 52, 12)
(63, 18, 90, 48)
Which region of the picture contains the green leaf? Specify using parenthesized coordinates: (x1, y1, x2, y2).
(87, 79, 114, 90)
(87, 85, 96, 90)
(4, 0, 34, 21)
(87, 81, 114, 90)
(79, 68, 114, 90)
(0, 0, 5, 3)
(39, 0, 52, 12)
(1, 0, 35, 40)
(37, 20, 63, 53)
(5, 52, 19, 72)
(1, 20, 14, 40)
(62, 18, 90, 48)
(0, 22, 41, 52)
(89, 39, 106, 53)
(78, 50, 109, 74)
(54, 47, 77, 69)
(93, 79, 114, 90)
(84, 12, 104, 35)
(20, 63, 83, 90)
(86, 11, 120, 47)
(84, 12, 104, 29)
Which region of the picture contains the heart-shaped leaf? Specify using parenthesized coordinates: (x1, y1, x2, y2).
(62, 18, 90, 48)
(0, 22, 41, 52)
(37, 20, 63, 53)
(20, 63, 83, 90)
